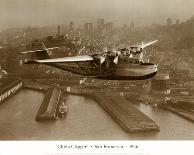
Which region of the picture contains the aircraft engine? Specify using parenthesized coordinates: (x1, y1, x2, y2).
(99, 51, 119, 70)
(130, 47, 143, 55)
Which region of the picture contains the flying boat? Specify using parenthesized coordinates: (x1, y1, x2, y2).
(21, 40, 158, 80)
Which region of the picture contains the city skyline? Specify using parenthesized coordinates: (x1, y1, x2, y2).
(0, 0, 194, 30)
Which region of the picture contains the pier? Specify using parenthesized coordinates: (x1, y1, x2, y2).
(92, 93, 160, 132)
(23, 81, 49, 91)
(51, 85, 160, 132)
(159, 104, 194, 122)
(0, 79, 23, 104)
(36, 87, 62, 121)
(19, 81, 160, 131)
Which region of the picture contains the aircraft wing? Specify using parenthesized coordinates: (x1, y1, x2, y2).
(131, 40, 158, 49)
(25, 55, 94, 64)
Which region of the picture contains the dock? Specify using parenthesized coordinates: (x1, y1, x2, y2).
(23, 81, 49, 91)
(36, 87, 62, 121)
(159, 104, 194, 122)
(91, 93, 160, 132)
(0, 79, 23, 104)
(25, 82, 160, 131)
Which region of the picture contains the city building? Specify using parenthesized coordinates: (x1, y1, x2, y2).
(174, 61, 189, 73)
(84, 23, 93, 35)
(130, 22, 135, 31)
(167, 18, 173, 26)
(69, 21, 74, 32)
(57, 26, 61, 37)
(105, 22, 113, 33)
(97, 18, 105, 32)
(176, 19, 180, 25)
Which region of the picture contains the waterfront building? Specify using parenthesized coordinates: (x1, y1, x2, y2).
(151, 73, 170, 94)
(175, 61, 189, 73)
(0, 70, 8, 79)
(0, 79, 23, 103)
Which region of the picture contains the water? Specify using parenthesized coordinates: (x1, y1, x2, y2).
(0, 89, 194, 140)
(131, 103, 194, 140)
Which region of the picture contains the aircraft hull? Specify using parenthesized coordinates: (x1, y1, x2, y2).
(45, 61, 157, 80)
(97, 71, 157, 80)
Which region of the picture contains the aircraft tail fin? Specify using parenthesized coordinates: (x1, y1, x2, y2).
(20, 41, 59, 59)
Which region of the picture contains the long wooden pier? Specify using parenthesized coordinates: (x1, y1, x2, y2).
(92, 93, 160, 132)
(159, 104, 194, 122)
(36, 87, 62, 121)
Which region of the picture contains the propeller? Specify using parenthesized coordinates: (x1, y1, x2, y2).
(100, 50, 119, 65)
(112, 49, 120, 65)
(99, 46, 108, 64)
(100, 54, 106, 64)
(98, 49, 120, 72)
(113, 55, 119, 64)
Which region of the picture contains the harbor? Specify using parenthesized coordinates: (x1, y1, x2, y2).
(0, 88, 194, 140)
(0, 78, 194, 140)
(21, 80, 161, 132)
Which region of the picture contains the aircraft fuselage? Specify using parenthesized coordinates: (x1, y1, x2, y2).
(45, 56, 157, 80)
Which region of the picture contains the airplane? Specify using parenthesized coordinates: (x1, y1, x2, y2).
(20, 40, 158, 80)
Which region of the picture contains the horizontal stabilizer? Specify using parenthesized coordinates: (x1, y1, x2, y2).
(20, 47, 59, 54)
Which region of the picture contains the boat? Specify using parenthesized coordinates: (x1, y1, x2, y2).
(58, 102, 68, 117)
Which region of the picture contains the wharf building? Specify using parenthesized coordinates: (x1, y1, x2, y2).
(0, 79, 23, 103)
(151, 73, 170, 94)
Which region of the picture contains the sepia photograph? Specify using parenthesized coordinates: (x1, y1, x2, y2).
(0, 0, 194, 147)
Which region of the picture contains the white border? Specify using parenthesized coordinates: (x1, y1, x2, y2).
(0, 141, 194, 155)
